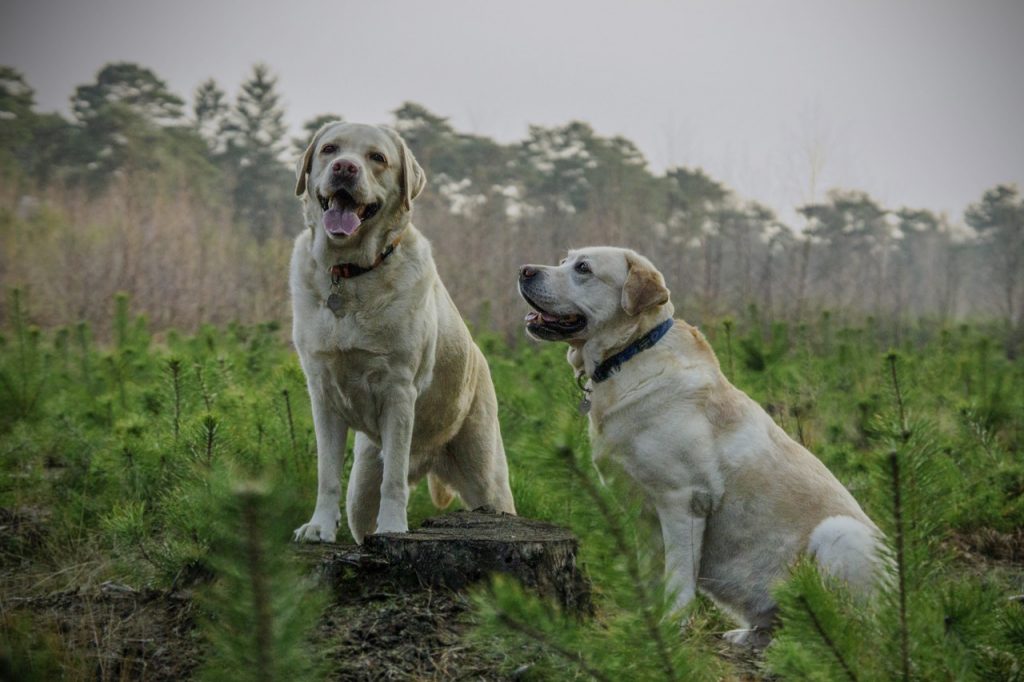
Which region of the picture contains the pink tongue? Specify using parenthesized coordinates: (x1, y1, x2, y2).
(323, 208, 362, 236)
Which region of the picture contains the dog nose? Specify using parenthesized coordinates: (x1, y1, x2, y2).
(332, 160, 359, 178)
(520, 265, 539, 281)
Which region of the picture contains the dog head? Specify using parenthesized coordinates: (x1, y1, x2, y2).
(517, 246, 672, 346)
(294, 121, 426, 244)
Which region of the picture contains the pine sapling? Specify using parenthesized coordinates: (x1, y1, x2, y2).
(195, 362, 214, 413)
(202, 415, 218, 468)
(796, 594, 858, 682)
(889, 451, 911, 682)
(280, 389, 298, 467)
(887, 351, 909, 443)
(198, 480, 323, 682)
(75, 321, 93, 397)
(168, 358, 183, 441)
(557, 445, 679, 682)
(0, 288, 44, 419)
(474, 438, 726, 680)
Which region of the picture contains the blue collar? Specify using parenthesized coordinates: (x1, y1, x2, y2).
(591, 318, 674, 383)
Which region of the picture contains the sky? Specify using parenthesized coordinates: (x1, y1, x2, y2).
(2, 0, 1022, 226)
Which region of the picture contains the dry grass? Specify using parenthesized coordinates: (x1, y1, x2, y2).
(1, 176, 292, 338)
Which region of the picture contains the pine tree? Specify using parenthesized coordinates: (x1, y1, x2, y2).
(292, 113, 343, 157)
(193, 78, 229, 154)
(0, 67, 36, 173)
(222, 64, 292, 239)
(966, 186, 1024, 350)
(224, 64, 287, 162)
(67, 62, 187, 183)
(71, 62, 184, 127)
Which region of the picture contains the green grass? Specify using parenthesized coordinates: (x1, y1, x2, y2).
(2, 291, 1023, 679)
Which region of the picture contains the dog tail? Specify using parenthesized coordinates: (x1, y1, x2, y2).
(808, 515, 888, 598)
(427, 473, 455, 509)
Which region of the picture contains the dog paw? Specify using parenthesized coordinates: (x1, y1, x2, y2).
(374, 512, 408, 535)
(723, 627, 772, 649)
(374, 519, 408, 535)
(293, 513, 339, 543)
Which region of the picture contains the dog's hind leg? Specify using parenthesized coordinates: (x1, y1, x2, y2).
(427, 472, 455, 509)
(440, 384, 515, 515)
(723, 609, 778, 649)
(346, 433, 383, 544)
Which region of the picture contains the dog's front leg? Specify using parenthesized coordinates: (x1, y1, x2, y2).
(293, 378, 348, 543)
(375, 386, 417, 534)
(657, 488, 711, 614)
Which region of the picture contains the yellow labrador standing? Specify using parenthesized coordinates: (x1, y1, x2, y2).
(518, 246, 884, 645)
(291, 121, 515, 544)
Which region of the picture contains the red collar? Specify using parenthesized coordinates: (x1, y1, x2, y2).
(330, 234, 404, 283)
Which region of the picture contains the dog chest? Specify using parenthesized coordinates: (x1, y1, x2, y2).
(305, 307, 378, 352)
(305, 349, 409, 436)
(590, 406, 717, 498)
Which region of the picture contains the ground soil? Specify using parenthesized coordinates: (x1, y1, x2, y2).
(3, 506, 1022, 681)
(0, 508, 573, 681)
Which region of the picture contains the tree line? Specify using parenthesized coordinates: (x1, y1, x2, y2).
(1, 62, 1021, 350)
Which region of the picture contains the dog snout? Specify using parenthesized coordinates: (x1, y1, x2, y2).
(331, 159, 360, 180)
(519, 265, 540, 282)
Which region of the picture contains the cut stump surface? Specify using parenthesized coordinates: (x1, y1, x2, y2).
(302, 507, 592, 614)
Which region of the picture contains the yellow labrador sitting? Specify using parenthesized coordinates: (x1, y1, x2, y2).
(518, 246, 884, 646)
(291, 121, 515, 543)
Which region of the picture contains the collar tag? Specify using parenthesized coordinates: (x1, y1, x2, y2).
(576, 371, 592, 415)
(326, 293, 344, 315)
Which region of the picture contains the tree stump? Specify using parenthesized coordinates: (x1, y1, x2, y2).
(305, 507, 591, 614)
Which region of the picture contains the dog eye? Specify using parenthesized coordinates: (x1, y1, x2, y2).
(574, 261, 591, 274)
(320, 144, 338, 155)
(368, 151, 387, 164)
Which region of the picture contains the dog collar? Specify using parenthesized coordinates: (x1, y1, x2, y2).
(325, 232, 405, 315)
(591, 318, 674, 384)
(330, 233, 404, 284)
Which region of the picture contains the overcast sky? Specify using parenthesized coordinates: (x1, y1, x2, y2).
(3, 0, 1022, 225)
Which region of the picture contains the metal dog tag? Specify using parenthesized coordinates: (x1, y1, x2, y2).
(326, 293, 344, 316)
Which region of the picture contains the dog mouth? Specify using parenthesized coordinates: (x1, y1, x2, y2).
(318, 188, 381, 237)
(521, 292, 587, 339)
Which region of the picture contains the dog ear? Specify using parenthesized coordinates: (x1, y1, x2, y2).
(621, 254, 670, 316)
(294, 120, 342, 197)
(294, 139, 316, 197)
(383, 127, 427, 211)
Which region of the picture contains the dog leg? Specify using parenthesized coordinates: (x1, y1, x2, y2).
(346, 434, 383, 544)
(484, 430, 516, 513)
(375, 387, 416, 534)
(294, 376, 348, 543)
(723, 623, 775, 649)
(439, 385, 515, 514)
(657, 489, 710, 614)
